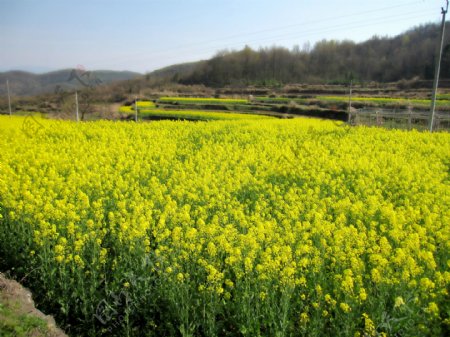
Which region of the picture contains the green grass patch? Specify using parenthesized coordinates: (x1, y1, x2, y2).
(0, 301, 48, 337)
(255, 95, 450, 107)
(139, 109, 272, 120)
(319, 95, 450, 106)
(436, 93, 450, 100)
(253, 97, 292, 103)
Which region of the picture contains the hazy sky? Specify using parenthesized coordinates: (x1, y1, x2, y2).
(0, 0, 446, 73)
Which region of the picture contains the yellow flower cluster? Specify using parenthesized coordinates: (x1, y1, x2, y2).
(135, 100, 156, 109)
(158, 96, 248, 104)
(0, 115, 448, 336)
(119, 101, 156, 114)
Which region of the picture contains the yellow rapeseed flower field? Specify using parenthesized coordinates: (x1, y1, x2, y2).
(0, 115, 448, 336)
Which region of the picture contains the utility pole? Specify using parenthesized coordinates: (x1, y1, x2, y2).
(430, 0, 449, 132)
(135, 96, 138, 122)
(75, 91, 79, 122)
(347, 80, 353, 123)
(6, 79, 12, 116)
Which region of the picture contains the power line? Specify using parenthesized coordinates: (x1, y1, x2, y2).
(229, 11, 437, 49)
(101, 9, 437, 70)
(86, 1, 432, 69)
(151, 1, 428, 55)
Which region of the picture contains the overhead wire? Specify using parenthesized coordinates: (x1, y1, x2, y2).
(86, 1, 441, 71)
(98, 10, 438, 70)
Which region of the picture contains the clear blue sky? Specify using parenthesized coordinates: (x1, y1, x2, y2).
(0, 0, 446, 73)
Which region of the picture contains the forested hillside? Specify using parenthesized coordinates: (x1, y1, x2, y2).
(178, 23, 450, 86)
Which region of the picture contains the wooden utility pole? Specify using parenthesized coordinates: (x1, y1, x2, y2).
(6, 79, 12, 116)
(135, 96, 138, 122)
(430, 0, 449, 132)
(75, 91, 79, 122)
(347, 80, 353, 123)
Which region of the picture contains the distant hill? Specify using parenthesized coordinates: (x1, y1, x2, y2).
(0, 69, 142, 96)
(143, 61, 205, 82)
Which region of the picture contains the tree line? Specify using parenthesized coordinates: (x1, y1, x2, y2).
(178, 23, 450, 87)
